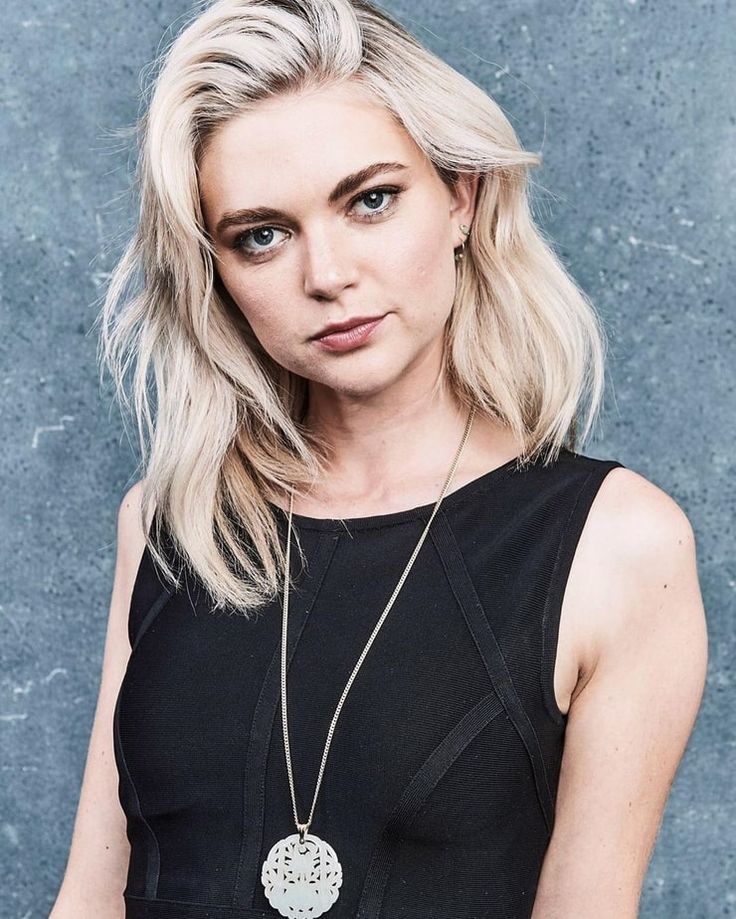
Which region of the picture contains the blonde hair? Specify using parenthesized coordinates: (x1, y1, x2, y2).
(97, 0, 610, 617)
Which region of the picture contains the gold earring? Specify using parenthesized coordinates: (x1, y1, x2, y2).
(454, 223, 471, 262)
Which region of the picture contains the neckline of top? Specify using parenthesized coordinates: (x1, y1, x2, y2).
(267, 447, 562, 532)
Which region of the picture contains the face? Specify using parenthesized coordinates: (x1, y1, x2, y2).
(199, 79, 477, 410)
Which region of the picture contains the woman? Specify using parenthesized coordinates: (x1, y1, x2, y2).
(51, 1, 708, 917)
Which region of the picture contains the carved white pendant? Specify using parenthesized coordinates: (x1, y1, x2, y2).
(261, 832, 343, 918)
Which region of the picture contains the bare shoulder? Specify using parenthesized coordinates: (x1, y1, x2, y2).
(116, 478, 161, 580)
(118, 478, 153, 552)
(585, 464, 699, 602)
(588, 464, 695, 550)
(568, 464, 706, 693)
(119, 478, 146, 517)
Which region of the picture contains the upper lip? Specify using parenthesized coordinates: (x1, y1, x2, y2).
(311, 314, 385, 340)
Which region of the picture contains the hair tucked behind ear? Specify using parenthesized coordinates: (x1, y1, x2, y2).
(96, 0, 610, 617)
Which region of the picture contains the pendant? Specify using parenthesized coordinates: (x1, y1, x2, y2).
(261, 831, 343, 918)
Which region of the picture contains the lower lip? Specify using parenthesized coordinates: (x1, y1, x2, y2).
(311, 315, 386, 352)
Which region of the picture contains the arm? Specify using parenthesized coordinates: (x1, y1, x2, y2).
(50, 480, 151, 918)
(531, 469, 708, 918)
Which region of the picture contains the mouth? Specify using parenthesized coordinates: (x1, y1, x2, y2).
(310, 314, 387, 352)
(310, 314, 387, 341)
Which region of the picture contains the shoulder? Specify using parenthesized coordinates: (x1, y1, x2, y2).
(587, 463, 696, 582)
(116, 478, 154, 572)
(588, 463, 695, 557)
(572, 462, 706, 684)
(118, 478, 145, 523)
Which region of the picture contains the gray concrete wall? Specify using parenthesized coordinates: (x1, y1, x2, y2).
(1, 1, 733, 916)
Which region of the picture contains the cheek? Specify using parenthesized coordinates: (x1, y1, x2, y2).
(218, 266, 297, 358)
(397, 223, 456, 323)
(218, 263, 278, 330)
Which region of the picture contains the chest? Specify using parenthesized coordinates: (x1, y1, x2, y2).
(116, 523, 563, 914)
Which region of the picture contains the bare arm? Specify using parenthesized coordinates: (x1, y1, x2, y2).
(50, 481, 151, 918)
(531, 470, 709, 918)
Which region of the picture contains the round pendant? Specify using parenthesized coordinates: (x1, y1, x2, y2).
(261, 831, 343, 918)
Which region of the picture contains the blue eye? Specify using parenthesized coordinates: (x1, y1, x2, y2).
(350, 186, 400, 218)
(235, 226, 287, 255)
(232, 185, 403, 259)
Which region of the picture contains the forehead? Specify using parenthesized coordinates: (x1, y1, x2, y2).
(198, 81, 424, 218)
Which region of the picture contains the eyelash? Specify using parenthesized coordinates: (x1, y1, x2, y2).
(231, 185, 404, 259)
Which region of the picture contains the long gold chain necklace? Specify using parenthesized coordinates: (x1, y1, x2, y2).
(261, 403, 477, 917)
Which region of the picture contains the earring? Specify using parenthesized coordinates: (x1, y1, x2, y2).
(454, 223, 471, 262)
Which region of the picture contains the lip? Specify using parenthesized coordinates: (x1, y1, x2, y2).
(311, 314, 386, 340)
(310, 314, 386, 352)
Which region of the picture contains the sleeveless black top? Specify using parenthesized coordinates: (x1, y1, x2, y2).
(114, 447, 625, 918)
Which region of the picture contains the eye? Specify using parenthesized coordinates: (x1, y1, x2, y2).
(349, 185, 402, 220)
(231, 184, 404, 259)
(232, 225, 288, 258)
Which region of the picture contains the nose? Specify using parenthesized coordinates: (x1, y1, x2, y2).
(301, 224, 358, 300)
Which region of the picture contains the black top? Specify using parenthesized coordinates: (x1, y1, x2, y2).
(114, 446, 625, 918)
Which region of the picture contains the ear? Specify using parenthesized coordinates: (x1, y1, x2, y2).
(448, 173, 480, 246)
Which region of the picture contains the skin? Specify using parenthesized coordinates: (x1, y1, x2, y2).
(199, 79, 708, 916)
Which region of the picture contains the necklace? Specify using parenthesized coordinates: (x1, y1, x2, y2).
(261, 403, 477, 918)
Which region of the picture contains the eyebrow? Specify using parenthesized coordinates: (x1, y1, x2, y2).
(213, 161, 409, 237)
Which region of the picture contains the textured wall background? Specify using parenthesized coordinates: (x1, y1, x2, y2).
(1, 0, 733, 916)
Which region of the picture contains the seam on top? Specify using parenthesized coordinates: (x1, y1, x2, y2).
(355, 692, 505, 919)
(114, 677, 162, 898)
(539, 467, 596, 727)
(130, 587, 176, 654)
(431, 510, 557, 836)
(539, 460, 625, 727)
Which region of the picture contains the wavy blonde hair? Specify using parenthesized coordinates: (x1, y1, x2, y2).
(97, 0, 609, 618)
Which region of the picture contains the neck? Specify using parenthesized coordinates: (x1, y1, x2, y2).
(296, 386, 521, 514)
